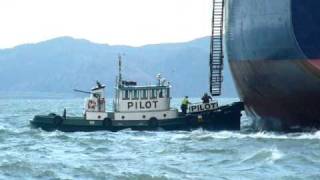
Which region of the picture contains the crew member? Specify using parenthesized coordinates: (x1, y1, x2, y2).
(201, 93, 212, 103)
(181, 96, 190, 114)
(96, 81, 103, 88)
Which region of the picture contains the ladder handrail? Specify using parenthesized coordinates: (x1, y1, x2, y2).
(209, 0, 225, 96)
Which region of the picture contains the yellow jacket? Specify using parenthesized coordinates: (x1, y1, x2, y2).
(181, 98, 190, 106)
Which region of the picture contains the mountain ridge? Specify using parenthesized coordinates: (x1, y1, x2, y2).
(0, 36, 237, 97)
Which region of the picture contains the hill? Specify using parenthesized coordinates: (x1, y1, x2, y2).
(0, 36, 237, 97)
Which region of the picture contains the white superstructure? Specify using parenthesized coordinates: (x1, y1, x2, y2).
(113, 76, 178, 121)
(84, 83, 108, 120)
(83, 56, 179, 121)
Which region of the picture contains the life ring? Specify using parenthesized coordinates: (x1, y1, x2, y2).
(88, 100, 97, 109)
(148, 117, 158, 128)
(103, 118, 112, 129)
(53, 115, 64, 127)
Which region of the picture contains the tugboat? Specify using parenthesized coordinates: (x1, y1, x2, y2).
(31, 56, 244, 132)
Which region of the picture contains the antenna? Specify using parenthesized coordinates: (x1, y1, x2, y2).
(118, 54, 122, 83)
(156, 73, 161, 86)
(118, 54, 122, 86)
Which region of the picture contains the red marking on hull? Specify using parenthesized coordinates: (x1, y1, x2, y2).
(229, 59, 320, 130)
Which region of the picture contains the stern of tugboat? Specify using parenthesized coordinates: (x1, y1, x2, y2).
(187, 101, 244, 130)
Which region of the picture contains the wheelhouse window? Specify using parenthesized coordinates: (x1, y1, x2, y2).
(141, 89, 148, 99)
(161, 88, 168, 98)
(123, 90, 130, 100)
(150, 89, 157, 99)
(133, 89, 139, 99)
(159, 89, 164, 98)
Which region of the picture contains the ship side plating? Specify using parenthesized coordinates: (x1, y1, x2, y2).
(225, 0, 320, 130)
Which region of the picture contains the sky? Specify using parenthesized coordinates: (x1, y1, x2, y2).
(0, 0, 212, 48)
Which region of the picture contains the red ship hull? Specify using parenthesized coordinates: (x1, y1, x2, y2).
(230, 60, 320, 130)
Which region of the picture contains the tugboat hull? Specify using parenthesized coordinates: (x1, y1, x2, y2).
(30, 102, 244, 132)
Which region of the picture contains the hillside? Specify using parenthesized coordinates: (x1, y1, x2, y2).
(0, 36, 237, 97)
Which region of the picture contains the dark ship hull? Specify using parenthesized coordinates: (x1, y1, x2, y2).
(226, 0, 320, 130)
(30, 102, 244, 132)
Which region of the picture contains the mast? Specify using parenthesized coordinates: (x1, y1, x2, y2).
(118, 54, 122, 87)
(115, 54, 123, 112)
(209, 0, 225, 96)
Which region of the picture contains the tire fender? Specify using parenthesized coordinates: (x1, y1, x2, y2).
(185, 114, 193, 126)
(53, 115, 64, 127)
(148, 117, 158, 128)
(103, 118, 112, 128)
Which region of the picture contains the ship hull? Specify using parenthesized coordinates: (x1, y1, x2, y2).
(230, 60, 320, 130)
(226, 0, 320, 130)
(30, 102, 244, 132)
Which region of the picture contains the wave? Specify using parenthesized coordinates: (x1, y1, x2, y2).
(183, 130, 320, 140)
(241, 147, 284, 164)
(2, 122, 320, 142)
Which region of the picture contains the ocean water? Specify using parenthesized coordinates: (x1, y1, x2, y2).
(0, 97, 319, 179)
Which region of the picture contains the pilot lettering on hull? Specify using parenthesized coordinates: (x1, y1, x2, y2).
(128, 101, 158, 110)
(188, 102, 218, 113)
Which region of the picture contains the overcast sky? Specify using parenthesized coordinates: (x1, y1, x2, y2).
(0, 0, 212, 48)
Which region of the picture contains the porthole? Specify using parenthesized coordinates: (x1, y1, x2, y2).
(163, 114, 167, 117)
(122, 116, 125, 119)
(142, 115, 146, 119)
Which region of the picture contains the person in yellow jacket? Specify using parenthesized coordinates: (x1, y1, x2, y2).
(181, 96, 190, 114)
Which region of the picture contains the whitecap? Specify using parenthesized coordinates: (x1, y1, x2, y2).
(241, 147, 284, 164)
(180, 130, 320, 140)
(268, 147, 284, 163)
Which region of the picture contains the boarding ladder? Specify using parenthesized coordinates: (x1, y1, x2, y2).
(209, 0, 224, 96)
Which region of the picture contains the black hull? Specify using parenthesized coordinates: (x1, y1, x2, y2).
(30, 102, 244, 132)
(226, 0, 320, 130)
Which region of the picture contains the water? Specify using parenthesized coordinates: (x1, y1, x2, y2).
(0, 97, 320, 179)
